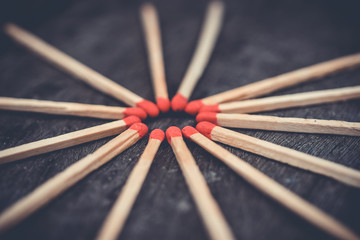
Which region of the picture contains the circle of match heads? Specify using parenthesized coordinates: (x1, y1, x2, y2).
(0, 1, 360, 240)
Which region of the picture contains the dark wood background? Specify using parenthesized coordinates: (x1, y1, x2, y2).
(0, 0, 360, 239)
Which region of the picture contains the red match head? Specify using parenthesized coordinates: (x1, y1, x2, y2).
(136, 100, 160, 117)
(166, 126, 182, 144)
(123, 116, 141, 126)
(196, 112, 218, 124)
(196, 121, 217, 139)
(156, 97, 170, 113)
(123, 107, 147, 120)
(182, 126, 199, 139)
(171, 93, 188, 112)
(129, 123, 148, 138)
(150, 129, 165, 142)
(185, 100, 204, 115)
(199, 104, 220, 113)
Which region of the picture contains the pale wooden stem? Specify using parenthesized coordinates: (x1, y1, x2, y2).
(219, 86, 360, 113)
(96, 138, 162, 240)
(170, 136, 235, 240)
(0, 129, 141, 233)
(3, 23, 143, 106)
(211, 126, 360, 187)
(202, 53, 360, 105)
(190, 133, 360, 240)
(0, 120, 129, 164)
(140, 3, 168, 99)
(216, 113, 360, 136)
(0, 97, 129, 119)
(178, 1, 224, 98)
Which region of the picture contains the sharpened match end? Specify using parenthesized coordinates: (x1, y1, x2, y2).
(196, 122, 216, 139)
(129, 123, 148, 138)
(182, 126, 199, 139)
(166, 126, 182, 144)
(185, 100, 204, 115)
(156, 97, 170, 113)
(196, 112, 218, 124)
(150, 129, 165, 141)
(123, 116, 142, 126)
(199, 104, 220, 113)
(136, 100, 160, 117)
(123, 107, 147, 120)
(171, 93, 188, 112)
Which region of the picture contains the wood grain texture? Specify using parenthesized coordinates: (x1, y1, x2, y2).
(0, 0, 360, 239)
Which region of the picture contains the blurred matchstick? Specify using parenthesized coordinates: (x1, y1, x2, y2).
(0, 116, 140, 165)
(0, 123, 148, 233)
(96, 129, 164, 240)
(3, 23, 159, 117)
(196, 122, 360, 188)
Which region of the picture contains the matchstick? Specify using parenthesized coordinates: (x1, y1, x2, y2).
(96, 129, 164, 240)
(171, 1, 225, 111)
(3, 23, 159, 117)
(140, 3, 169, 113)
(199, 86, 360, 114)
(196, 122, 360, 188)
(0, 116, 141, 165)
(0, 97, 147, 120)
(166, 126, 235, 240)
(182, 127, 360, 240)
(0, 123, 148, 233)
(196, 112, 360, 136)
(185, 53, 360, 115)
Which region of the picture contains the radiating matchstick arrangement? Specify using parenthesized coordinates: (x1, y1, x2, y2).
(1, 1, 360, 239)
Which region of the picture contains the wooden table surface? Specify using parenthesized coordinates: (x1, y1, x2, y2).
(0, 0, 359, 239)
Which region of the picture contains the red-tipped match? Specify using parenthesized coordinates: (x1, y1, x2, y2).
(199, 104, 220, 113)
(166, 126, 182, 144)
(182, 126, 199, 139)
(171, 93, 188, 112)
(196, 112, 218, 124)
(123, 116, 141, 126)
(196, 122, 217, 139)
(185, 100, 204, 115)
(136, 100, 160, 118)
(123, 107, 147, 120)
(150, 129, 165, 141)
(156, 97, 170, 113)
(129, 123, 148, 138)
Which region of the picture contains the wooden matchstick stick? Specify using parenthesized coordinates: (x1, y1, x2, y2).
(3, 23, 159, 117)
(0, 97, 147, 120)
(171, 1, 225, 111)
(196, 112, 360, 136)
(140, 3, 169, 113)
(185, 53, 360, 115)
(199, 86, 360, 114)
(0, 123, 148, 233)
(96, 129, 164, 240)
(196, 122, 360, 188)
(182, 126, 360, 240)
(0, 116, 141, 165)
(166, 126, 235, 240)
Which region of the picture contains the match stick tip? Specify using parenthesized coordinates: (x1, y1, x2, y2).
(150, 129, 165, 141)
(123, 116, 142, 126)
(196, 112, 218, 124)
(123, 107, 147, 120)
(182, 126, 199, 139)
(171, 93, 188, 112)
(166, 126, 182, 144)
(196, 121, 217, 139)
(136, 100, 159, 117)
(129, 123, 148, 138)
(185, 100, 204, 115)
(199, 104, 220, 113)
(156, 97, 170, 113)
